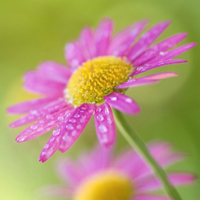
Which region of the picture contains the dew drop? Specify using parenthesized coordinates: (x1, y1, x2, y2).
(57, 116, 64, 121)
(110, 97, 117, 101)
(30, 124, 38, 130)
(125, 98, 132, 103)
(97, 114, 104, 122)
(50, 137, 55, 142)
(96, 107, 102, 112)
(76, 125, 81, 129)
(44, 144, 49, 149)
(80, 116, 86, 123)
(53, 129, 60, 136)
(69, 118, 76, 123)
(105, 107, 110, 115)
(71, 130, 77, 136)
(74, 114, 80, 118)
(30, 110, 38, 115)
(39, 120, 45, 124)
(66, 124, 74, 130)
(99, 124, 107, 133)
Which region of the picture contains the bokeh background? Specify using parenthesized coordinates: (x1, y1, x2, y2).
(1, 0, 200, 199)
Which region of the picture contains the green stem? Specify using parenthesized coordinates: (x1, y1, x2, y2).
(113, 109, 182, 200)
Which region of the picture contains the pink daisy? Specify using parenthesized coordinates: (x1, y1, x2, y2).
(7, 19, 196, 162)
(39, 142, 196, 200)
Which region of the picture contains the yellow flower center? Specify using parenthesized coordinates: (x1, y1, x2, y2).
(74, 170, 134, 200)
(66, 56, 133, 106)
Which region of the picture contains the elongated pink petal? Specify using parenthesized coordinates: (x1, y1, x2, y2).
(148, 42, 197, 64)
(127, 21, 171, 62)
(39, 128, 62, 162)
(65, 42, 85, 71)
(115, 78, 159, 89)
(39, 111, 73, 162)
(24, 71, 65, 96)
(9, 99, 67, 128)
(133, 195, 171, 200)
(80, 145, 113, 175)
(16, 107, 73, 142)
(137, 172, 196, 192)
(94, 103, 116, 147)
(59, 104, 94, 153)
(78, 27, 95, 60)
(94, 18, 113, 56)
(133, 33, 187, 66)
(7, 97, 55, 114)
(132, 59, 187, 75)
(139, 72, 178, 80)
(104, 92, 140, 115)
(38, 61, 72, 83)
(115, 142, 185, 180)
(109, 20, 148, 57)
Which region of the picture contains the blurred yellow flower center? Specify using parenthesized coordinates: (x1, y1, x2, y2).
(74, 170, 133, 200)
(66, 56, 133, 106)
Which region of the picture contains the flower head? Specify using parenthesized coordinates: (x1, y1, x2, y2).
(7, 19, 196, 162)
(39, 142, 196, 200)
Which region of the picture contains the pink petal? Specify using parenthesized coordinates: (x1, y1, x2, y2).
(139, 72, 178, 80)
(94, 18, 113, 56)
(115, 142, 185, 180)
(78, 27, 95, 60)
(7, 97, 55, 114)
(127, 21, 171, 62)
(16, 107, 73, 143)
(104, 92, 140, 115)
(39, 128, 61, 162)
(56, 159, 84, 185)
(59, 104, 94, 153)
(133, 33, 187, 66)
(136, 172, 196, 193)
(9, 98, 67, 128)
(39, 111, 73, 162)
(148, 42, 197, 64)
(133, 195, 171, 200)
(38, 61, 72, 83)
(115, 78, 159, 89)
(169, 172, 196, 185)
(24, 71, 65, 96)
(94, 103, 116, 147)
(80, 145, 113, 175)
(65, 42, 85, 71)
(132, 59, 187, 75)
(108, 19, 148, 56)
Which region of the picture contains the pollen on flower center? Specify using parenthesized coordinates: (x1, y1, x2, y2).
(74, 170, 134, 200)
(65, 56, 133, 106)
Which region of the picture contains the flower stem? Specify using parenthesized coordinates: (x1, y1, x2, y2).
(113, 109, 182, 200)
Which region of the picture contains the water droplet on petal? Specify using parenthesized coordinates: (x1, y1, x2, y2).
(76, 125, 81, 129)
(30, 110, 38, 115)
(74, 114, 80, 118)
(97, 114, 104, 122)
(66, 124, 74, 130)
(69, 118, 76, 123)
(96, 107, 102, 112)
(71, 130, 77, 136)
(99, 124, 107, 133)
(44, 144, 49, 149)
(57, 116, 64, 121)
(30, 124, 38, 130)
(105, 107, 110, 115)
(39, 120, 45, 124)
(53, 129, 60, 136)
(110, 97, 117, 101)
(125, 98, 132, 103)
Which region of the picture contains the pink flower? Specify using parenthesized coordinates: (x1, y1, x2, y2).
(38, 142, 196, 200)
(7, 19, 196, 162)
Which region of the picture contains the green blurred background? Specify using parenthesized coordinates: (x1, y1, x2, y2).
(1, 0, 200, 199)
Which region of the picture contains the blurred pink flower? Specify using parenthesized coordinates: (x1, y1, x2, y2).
(39, 142, 196, 200)
(7, 19, 196, 162)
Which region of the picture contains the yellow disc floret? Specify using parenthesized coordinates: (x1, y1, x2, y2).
(66, 56, 133, 106)
(74, 170, 134, 200)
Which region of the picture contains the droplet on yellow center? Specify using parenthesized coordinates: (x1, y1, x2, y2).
(66, 56, 133, 106)
(74, 170, 134, 200)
